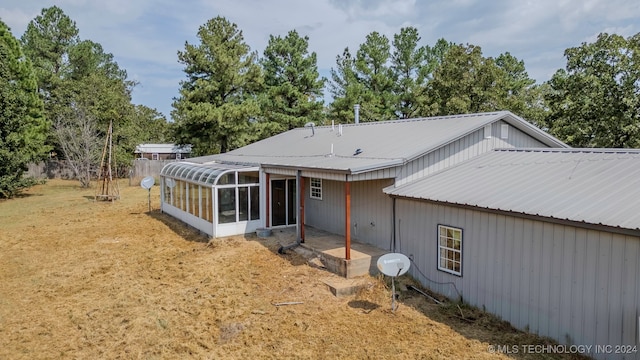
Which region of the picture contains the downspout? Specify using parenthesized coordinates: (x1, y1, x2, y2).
(278, 170, 303, 254)
(392, 197, 396, 252)
(345, 177, 351, 260)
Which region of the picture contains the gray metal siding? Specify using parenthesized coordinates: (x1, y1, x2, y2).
(351, 179, 394, 249)
(396, 122, 549, 186)
(264, 167, 297, 176)
(304, 179, 393, 249)
(349, 167, 397, 181)
(395, 198, 640, 360)
(305, 179, 344, 235)
(300, 170, 345, 181)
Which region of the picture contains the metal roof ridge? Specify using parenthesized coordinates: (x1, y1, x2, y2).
(293, 111, 506, 130)
(493, 148, 640, 154)
(218, 152, 404, 161)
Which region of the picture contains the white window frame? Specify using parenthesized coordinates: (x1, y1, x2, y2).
(438, 225, 463, 276)
(484, 124, 492, 139)
(176, 152, 182, 160)
(152, 153, 159, 160)
(310, 178, 322, 200)
(501, 124, 509, 139)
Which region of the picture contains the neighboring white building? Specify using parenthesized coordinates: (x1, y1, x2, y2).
(135, 143, 192, 160)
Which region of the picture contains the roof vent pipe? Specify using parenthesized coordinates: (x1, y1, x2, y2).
(354, 104, 360, 124)
(304, 121, 315, 136)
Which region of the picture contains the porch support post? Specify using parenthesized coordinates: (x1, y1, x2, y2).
(345, 181, 351, 260)
(265, 173, 270, 228)
(296, 170, 301, 242)
(300, 176, 305, 243)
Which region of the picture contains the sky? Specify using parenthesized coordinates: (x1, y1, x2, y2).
(2, 0, 639, 121)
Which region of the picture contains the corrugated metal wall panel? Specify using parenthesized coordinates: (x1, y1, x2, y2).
(595, 232, 612, 346)
(582, 230, 599, 347)
(608, 233, 625, 347)
(395, 198, 640, 360)
(622, 238, 640, 351)
(304, 179, 394, 249)
(518, 218, 534, 330)
(350, 168, 397, 181)
(264, 167, 297, 176)
(351, 179, 394, 249)
(305, 179, 344, 235)
(571, 227, 588, 345)
(559, 225, 575, 341)
(300, 170, 345, 181)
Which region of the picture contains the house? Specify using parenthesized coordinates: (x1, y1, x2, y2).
(384, 148, 640, 360)
(135, 143, 192, 160)
(159, 111, 566, 260)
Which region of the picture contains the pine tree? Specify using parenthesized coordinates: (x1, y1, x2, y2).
(172, 16, 262, 155)
(330, 32, 396, 123)
(0, 20, 50, 197)
(259, 30, 325, 137)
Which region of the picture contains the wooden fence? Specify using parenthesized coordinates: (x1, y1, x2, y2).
(27, 159, 176, 186)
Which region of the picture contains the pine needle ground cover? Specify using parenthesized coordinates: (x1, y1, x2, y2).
(0, 180, 586, 359)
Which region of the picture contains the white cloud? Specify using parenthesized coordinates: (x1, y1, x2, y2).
(1, 0, 639, 119)
(0, 5, 41, 33)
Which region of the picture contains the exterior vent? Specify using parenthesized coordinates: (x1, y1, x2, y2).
(484, 124, 492, 139)
(501, 124, 509, 139)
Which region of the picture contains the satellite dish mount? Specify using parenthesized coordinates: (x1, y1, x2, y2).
(140, 176, 155, 211)
(377, 253, 411, 312)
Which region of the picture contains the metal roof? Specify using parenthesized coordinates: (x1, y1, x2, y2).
(190, 111, 567, 174)
(135, 143, 192, 154)
(385, 148, 640, 231)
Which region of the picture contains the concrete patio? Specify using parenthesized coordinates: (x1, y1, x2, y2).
(269, 226, 389, 279)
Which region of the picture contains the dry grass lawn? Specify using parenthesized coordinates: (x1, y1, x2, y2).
(0, 180, 588, 359)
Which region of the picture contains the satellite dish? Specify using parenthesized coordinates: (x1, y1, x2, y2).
(140, 176, 155, 190)
(377, 253, 410, 277)
(165, 178, 176, 188)
(140, 176, 154, 211)
(377, 253, 411, 312)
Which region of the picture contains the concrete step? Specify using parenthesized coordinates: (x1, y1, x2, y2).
(321, 277, 375, 297)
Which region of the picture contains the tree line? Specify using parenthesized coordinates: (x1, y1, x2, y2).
(1, 7, 639, 197)
(172, 16, 640, 155)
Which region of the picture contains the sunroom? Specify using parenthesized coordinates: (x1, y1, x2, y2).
(159, 162, 261, 238)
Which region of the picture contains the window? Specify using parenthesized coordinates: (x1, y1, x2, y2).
(438, 225, 462, 276)
(250, 185, 260, 220)
(176, 153, 182, 160)
(152, 153, 159, 160)
(484, 124, 492, 139)
(310, 178, 322, 200)
(501, 124, 509, 139)
(218, 188, 236, 223)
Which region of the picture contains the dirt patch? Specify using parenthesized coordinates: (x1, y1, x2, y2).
(0, 180, 588, 359)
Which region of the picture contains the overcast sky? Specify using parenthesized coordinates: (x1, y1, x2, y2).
(2, 0, 639, 120)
